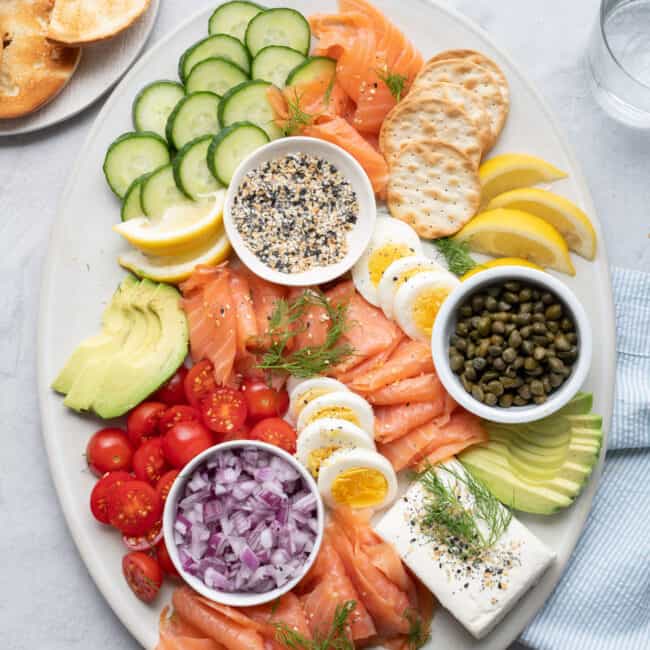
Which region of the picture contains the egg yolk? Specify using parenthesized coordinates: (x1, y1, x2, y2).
(307, 406, 359, 426)
(369, 244, 414, 286)
(307, 446, 340, 477)
(412, 287, 453, 336)
(330, 467, 389, 507)
(395, 265, 430, 289)
(295, 388, 333, 417)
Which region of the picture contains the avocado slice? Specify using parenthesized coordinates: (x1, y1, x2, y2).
(459, 393, 603, 515)
(53, 276, 188, 419)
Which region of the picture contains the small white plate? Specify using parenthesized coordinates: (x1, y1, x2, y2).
(0, 0, 160, 138)
(224, 137, 377, 286)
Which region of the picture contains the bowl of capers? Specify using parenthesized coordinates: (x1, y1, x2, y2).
(431, 267, 592, 424)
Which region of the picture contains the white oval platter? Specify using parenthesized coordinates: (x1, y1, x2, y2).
(37, 1, 616, 648)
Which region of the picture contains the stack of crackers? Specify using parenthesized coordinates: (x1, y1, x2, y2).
(380, 50, 510, 239)
(0, 0, 151, 119)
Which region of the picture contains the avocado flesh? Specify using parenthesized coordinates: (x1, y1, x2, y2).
(459, 393, 603, 514)
(55, 276, 188, 419)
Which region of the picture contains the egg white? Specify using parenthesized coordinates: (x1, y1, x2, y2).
(296, 391, 375, 435)
(287, 377, 349, 424)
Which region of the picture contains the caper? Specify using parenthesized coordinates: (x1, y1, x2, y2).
(488, 345, 503, 358)
(518, 384, 532, 399)
(461, 374, 473, 392)
(471, 385, 485, 402)
(471, 316, 481, 329)
(533, 346, 546, 361)
(532, 321, 547, 335)
(504, 281, 521, 292)
(545, 304, 563, 320)
(503, 291, 519, 304)
(487, 380, 504, 396)
(471, 295, 485, 313)
(472, 357, 487, 371)
(512, 357, 525, 370)
(494, 311, 510, 322)
(520, 325, 532, 339)
(450, 354, 465, 373)
(561, 318, 574, 332)
(519, 288, 532, 302)
(460, 305, 473, 318)
(482, 371, 499, 381)
(524, 357, 538, 371)
(558, 347, 578, 362)
(542, 376, 552, 393)
(477, 340, 490, 358)
(455, 337, 468, 352)
(554, 335, 571, 351)
(530, 380, 545, 396)
(520, 302, 533, 313)
(504, 323, 516, 335)
(498, 301, 512, 311)
(492, 358, 506, 371)
(478, 317, 491, 336)
(547, 321, 559, 333)
(513, 396, 528, 406)
(466, 341, 476, 359)
(502, 347, 517, 363)
(521, 340, 534, 356)
(469, 329, 480, 341)
(490, 334, 504, 346)
(485, 296, 498, 312)
(501, 376, 518, 389)
(508, 330, 523, 348)
(548, 357, 566, 373)
(549, 373, 564, 388)
(456, 322, 469, 336)
(487, 286, 501, 298)
(533, 301, 544, 313)
(541, 291, 554, 305)
(492, 320, 505, 335)
(532, 289, 541, 300)
(485, 392, 498, 406)
(504, 367, 518, 378)
(449, 345, 458, 357)
(533, 395, 548, 405)
(566, 332, 578, 344)
(499, 394, 514, 407)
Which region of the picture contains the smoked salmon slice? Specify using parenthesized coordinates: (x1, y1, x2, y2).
(180, 265, 237, 386)
(157, 607, 225, 650)
(288, 287, 331, 351)
(336, 334, 405, 385)
(375, 400, 446, 443)
(246, 592, 312, 648)
(228, 271, 257, 356)
(367, 372, 444, 405)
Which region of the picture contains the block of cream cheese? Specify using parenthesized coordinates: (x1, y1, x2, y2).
(374, 460, 555, 639)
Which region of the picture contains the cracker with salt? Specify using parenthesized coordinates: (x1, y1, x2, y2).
(387, 141, 480, 239)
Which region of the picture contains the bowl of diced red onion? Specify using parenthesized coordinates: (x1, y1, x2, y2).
(162, 440, 325, 606)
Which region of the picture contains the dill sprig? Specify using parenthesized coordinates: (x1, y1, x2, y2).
(257, 290, 354, 378)
(432, 237, 477, 276)
(275, 600, 356, 650)
(404, 609, 431, 650)
(377, 65, 408, 102)
(417, 464, 512, 558)
(283, 89, 317, 135)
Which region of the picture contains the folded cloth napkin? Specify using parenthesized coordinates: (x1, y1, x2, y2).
(520, 267, 650, 650)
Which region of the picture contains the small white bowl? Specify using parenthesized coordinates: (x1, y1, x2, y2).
(223, 137, 376, 286)
(162, 440, 324, 607)
(431, 267, 592, 424)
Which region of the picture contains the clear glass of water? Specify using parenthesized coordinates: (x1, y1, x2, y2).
(587, 0, 650, 127)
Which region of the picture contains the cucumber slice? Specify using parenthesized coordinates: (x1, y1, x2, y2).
(103, 132, 170, 199)
(208, 0, 263, 41)
(207, 122, 270, 185)
(141, 164, 190, 219)
(180, 34, 250, 81)
(286, 56, 337, 87)
(173, 136, 222, 200)
(132, 81, 185, 140)
(165, 92, 221, 150)
(218, 80, 283, 140)
(245, 8, 311, 57)
(185, 57, 249, 97)
(252, 46, 306, 88)
(121, 174, 149, 221)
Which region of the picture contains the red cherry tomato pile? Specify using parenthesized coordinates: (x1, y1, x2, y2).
(85, 362, 295, 603)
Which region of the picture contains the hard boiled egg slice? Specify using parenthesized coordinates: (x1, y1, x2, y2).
(377, 254, 444, 320)
(296, 418, 376, 478)
(318, 447, 398, 509)
(394, 271, 460, 342)
(297, 391, 374, 435)
(287, 377, 349, 424)
(352, 217, 422, 306)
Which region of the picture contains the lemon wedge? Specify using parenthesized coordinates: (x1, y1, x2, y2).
(461, 257, 544, 281)
(479, 154, 567, 205)
(118, 226, 231, 284)
(113, 190, 225, 256)
(454, 209, 576, 275)
(487, 188, 597, 260)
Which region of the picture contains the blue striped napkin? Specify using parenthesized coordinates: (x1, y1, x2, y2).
(520, 267, 650, 650)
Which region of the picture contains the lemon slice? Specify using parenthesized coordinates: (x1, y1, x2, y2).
(113, 190, 225, 256)
(461, 257, 544, 281)
(479, 154, 567, 205)
(487, 188, 597, 260)
(454, 209, 575, 275)
(118, 226, 231, 284)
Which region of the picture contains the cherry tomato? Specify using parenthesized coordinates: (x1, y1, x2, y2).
(126, 401, 166, 448)
(86, 428, 133, 476)
(221, 422, 251, 442)
(89, 471, 132, 525)
(132, 438, 168, 485)
(159, 405, 200, 434)
(108, 480, 162, 536)
(184, 360, 218, 408)
(242, 379, 289, 422)
(162, 421, 214, 469)
(122, 520, 163, 551)
(200, 387, 248, 433)
(155, 540, 180, 578)
(249, 417, 297, 454)
(152, 366, 188, 405)
(155, 469, 180, 504)
(122, 551, 163, 603)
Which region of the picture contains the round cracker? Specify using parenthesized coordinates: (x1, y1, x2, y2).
(411, 59, 508, 148)
(380, 94, 483, 168)
(408, 82, 492, 151)
(428, 49, 510, 103)
(0, 0, 81, 119)
(387, 141, 481, 239)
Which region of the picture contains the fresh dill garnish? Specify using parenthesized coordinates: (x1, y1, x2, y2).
(283, 89, 317, 135)
(404, 609, 431, 650)
(376, 65, 409, 102)
(274, 600, 356, 650)
(432, 237, 477, 276)
(417, 464, 512, 558)
(257, 289, 354, 378)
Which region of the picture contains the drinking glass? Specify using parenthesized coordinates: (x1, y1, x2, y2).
(587, 0, 650, 127)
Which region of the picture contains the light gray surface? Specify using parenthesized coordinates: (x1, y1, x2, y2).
(0, 1, 646, 649)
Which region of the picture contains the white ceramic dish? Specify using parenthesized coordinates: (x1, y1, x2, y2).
(431, 267, 593, 424)
(224, 137, 376, 287)
(163, 440, 325, 607)
(37, 1, 616, 648)
(0, 0, 159, 138)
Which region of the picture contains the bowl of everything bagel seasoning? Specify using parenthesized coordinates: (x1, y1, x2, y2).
(224, 137, 376, 286)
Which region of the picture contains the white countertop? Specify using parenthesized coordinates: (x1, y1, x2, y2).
(0, 1, 647, 648)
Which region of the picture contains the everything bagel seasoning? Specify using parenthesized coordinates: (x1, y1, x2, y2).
(231, 153, 359, 273)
